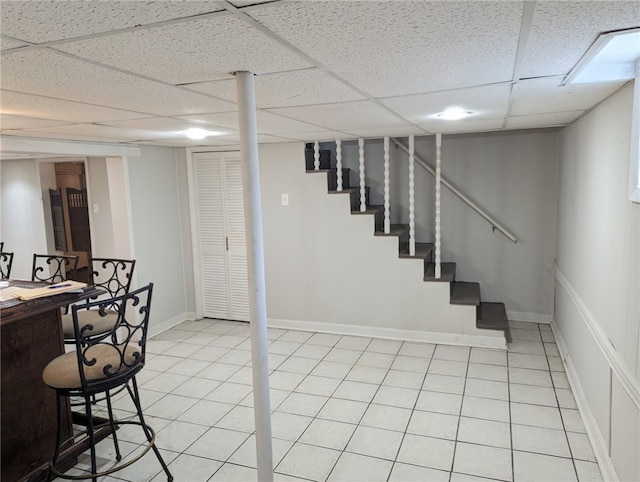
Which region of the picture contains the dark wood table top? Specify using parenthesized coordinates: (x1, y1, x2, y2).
(0, 279, 103, 325)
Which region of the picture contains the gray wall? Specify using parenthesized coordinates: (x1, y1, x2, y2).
(555, 83, 639, 482)
(329, 129, 559, 320)
(127, 145, 189, 328)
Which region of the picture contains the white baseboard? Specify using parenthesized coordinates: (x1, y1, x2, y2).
(551, 321, 619, 482)
(506, 310, 553, 324)
(268, 318, 507, 349)
(148, 312, 195, 338)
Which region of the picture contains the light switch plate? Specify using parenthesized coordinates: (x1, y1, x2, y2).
(281, 193, 289, 206)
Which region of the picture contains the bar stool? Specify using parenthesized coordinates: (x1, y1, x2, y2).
(32, 254, 79, 284)
(42, 283, 173, 481)
(0, 251, 13, 279)
(61, 258, 135, 343)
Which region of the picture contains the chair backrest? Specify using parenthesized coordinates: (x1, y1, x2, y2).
(88, 258, 136, 300)
(71, 283, 153, 393)
(32, 254, 79, 283)
(0, 252, 14, 279)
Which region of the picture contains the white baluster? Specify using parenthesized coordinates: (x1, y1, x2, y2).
(383, 137, 390, 234)
(409, 135, 415, 256)
(336, 139, 343, 192)
(314, 141, 320, 171)
(435, 133, 442, 279)
(359, 138, 366, 212)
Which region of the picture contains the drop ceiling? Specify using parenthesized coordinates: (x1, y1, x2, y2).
(0, 0, 638, 157)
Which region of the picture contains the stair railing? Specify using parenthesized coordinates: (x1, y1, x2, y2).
(358, 139, 366, 212)
(392, 137, 518, 244)
(383, 137, 390, 233)
(435, 133, 442, 278)
(408, 135, 416, 256)
(336, 139, 343, 191)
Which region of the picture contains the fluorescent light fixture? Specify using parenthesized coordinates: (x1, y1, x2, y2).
(564, 27, 640, 85)
(436, 107, 473, 121)
(184, 128, 214, 140)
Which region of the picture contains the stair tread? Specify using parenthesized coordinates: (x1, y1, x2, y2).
(374, 223, 407, 236)
(424, 262, 456, 282)
(451, 281, 480, 305)
(477, 302, 512, 342)
(399, 242, 433, 259)
(352, 206, 383, 215)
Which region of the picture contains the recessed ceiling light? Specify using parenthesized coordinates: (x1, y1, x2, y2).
(184, 128, 214, 140)
(436, 108, 473, 121)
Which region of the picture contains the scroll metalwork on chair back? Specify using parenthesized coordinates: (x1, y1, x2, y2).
(0, 252, 13, 279)
(71, 283, 152, 394)
(32, 254, 79, 283)
(89, 258, 136, 301)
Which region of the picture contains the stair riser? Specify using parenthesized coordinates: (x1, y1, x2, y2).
(349, 188, 370, 211)
(305, 148, 332, 171)
(327, 169, 352, 191)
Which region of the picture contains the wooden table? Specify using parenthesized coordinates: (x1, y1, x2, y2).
(1, 280, 102, 482)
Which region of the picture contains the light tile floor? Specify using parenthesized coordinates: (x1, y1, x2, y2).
(65, 320, 603, 482)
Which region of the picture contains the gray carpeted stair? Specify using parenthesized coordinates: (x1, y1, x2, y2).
(307, 145, 510, 344)
(450, 281, 480, 305)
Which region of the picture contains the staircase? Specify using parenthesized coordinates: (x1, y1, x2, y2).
(305, 143, 511, 345)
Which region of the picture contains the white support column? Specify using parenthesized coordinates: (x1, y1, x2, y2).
(235, 71, 274, 482)
(336, 139, 343, 192)
(313, 141, 320, 171)
(435, 133, 442, 279)
(408, 135, 416, 256)
(359, 138, 366, 212)
(383, 137, 390, 234)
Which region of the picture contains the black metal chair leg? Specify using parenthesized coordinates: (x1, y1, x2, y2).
(84, 396, 98, 482)
(48, 394, 64, 482)
(127, 378, 173, 481)
(104, 390, 122, 461)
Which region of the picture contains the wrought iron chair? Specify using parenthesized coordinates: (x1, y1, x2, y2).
(32, 254, 79, 284)
(62, 258, 136, 342)
(0, 251, 14, 279)
(42, 283, 173, 481)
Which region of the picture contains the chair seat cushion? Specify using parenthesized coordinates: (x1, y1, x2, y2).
(61, 309, 118, 338)
(43, 344, 141, 389)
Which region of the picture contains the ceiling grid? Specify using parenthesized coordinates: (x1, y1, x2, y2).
(0, 0, 637, 155)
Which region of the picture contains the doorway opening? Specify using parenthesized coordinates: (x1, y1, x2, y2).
(48, 161, 92, 281)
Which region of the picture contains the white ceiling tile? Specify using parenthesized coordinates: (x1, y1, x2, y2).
(520, 1, 640, 78)
(176, 111, 323, 134)
(0, 114, 70, 129)
(0, 36, 29, 50)
(102, 117, 233, 135)
(511, 76, 624, 115)
(1, 130, 126, 144)
(342, 126, 426, 139)
(0, 1, 224, 43)
(187, 69, 366, 108)
(183, 79, 237, 103)
(418, 118, 505, 135)
(1, 49, 235, 116)
(55, 12, 312, 84)
(1, 90, 154, 123)
(266, 101, 409, 131)
(274, 130, 344, 142)
(506, 111, 584, 130)
(14, 123, 175, 141)
(382, 83, 512, 124)
(248, 1, 523, 97)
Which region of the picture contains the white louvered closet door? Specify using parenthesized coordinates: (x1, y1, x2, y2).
(193, 152, 250, 321)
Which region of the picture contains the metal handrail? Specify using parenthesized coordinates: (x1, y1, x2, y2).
(392, 138, 518, 244)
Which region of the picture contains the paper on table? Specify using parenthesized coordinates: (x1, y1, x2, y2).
(12, 281, 87, 301)
(1, 286, 22, 302)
